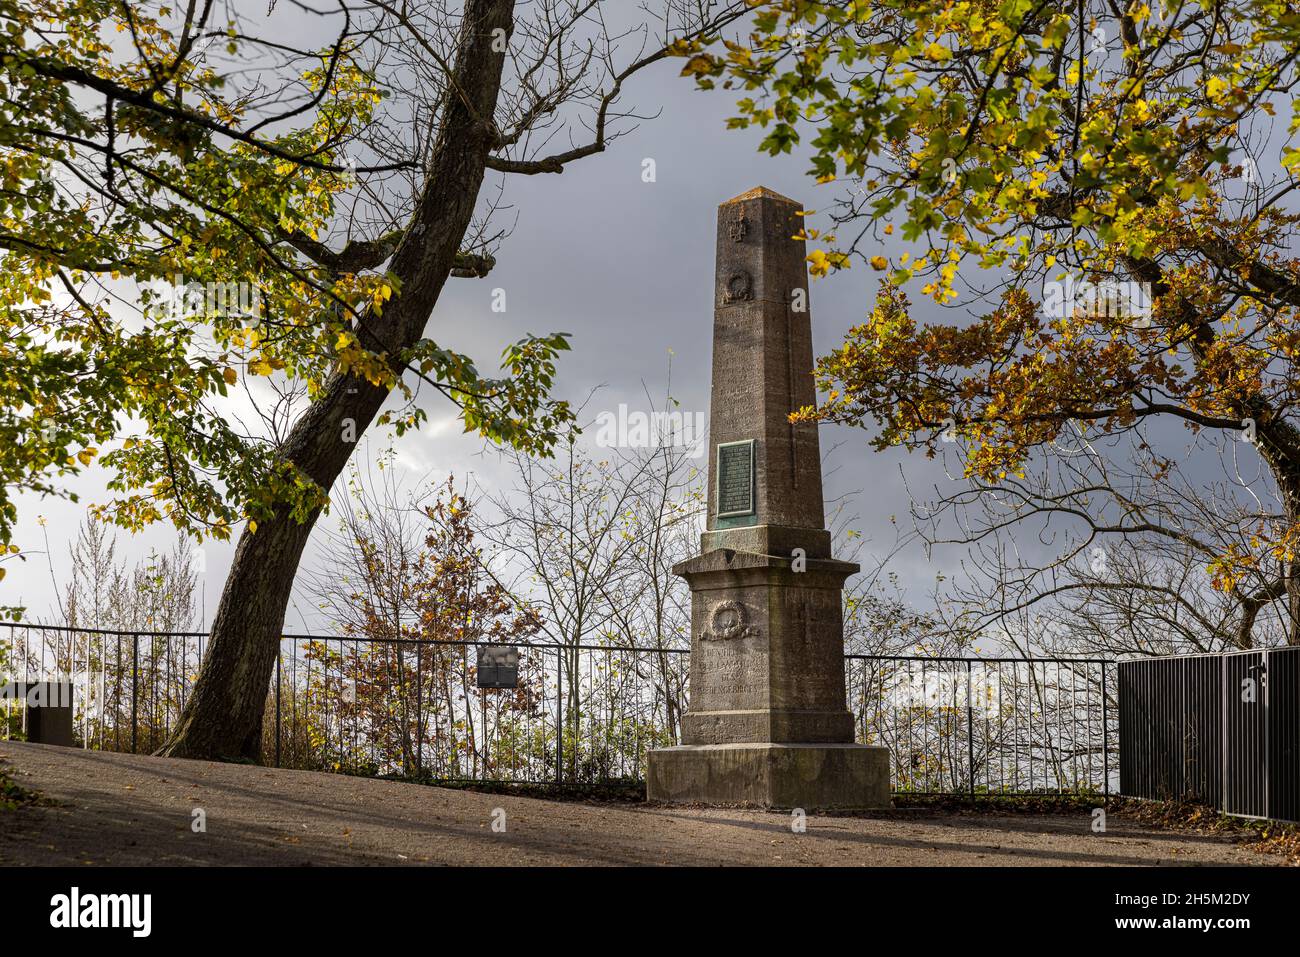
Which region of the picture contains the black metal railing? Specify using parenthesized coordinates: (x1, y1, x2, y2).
(2, 623, 1116, 795)
(847, 656, 1114, 796)
(1118, 647, 1300, 823)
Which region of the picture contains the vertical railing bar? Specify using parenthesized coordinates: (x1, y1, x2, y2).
(966, 660, 975, 800)
(1264, 649, 1270, 821)
(275, 645, 282, 768)
(1221, 654, 1228, 816)
(1102, 664, 1110, 798)
(131, 633, 139, 754)
(555, 646, 564, 784)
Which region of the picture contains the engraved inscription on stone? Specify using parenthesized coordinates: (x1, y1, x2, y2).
(728, 210, 748, 242)
(716, 440, 755, 517)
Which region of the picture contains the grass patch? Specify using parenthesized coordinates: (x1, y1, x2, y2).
(0, 756, 38, 811)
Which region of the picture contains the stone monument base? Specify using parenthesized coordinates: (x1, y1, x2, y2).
(646, 742, 890, 809)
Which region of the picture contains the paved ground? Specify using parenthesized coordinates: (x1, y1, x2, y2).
(0, 741, 1279, 866)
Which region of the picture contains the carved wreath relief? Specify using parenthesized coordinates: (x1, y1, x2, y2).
(724, 270, 753, 302)
(703, 599, 757, 641)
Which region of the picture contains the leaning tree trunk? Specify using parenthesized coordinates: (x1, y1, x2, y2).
(1278, 486, 1300, 646)
(160, 0, 517, 761)
(1232, 416, 1300, 647)
(1125, 252, 1300, 649)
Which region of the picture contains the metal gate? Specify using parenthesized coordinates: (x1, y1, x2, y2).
(1119, 647, 1300, 823)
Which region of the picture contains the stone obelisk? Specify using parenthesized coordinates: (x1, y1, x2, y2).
(646, 187, 890, 809)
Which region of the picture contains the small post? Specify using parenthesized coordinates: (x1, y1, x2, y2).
(480, 687, 488, 779)
(131, 633, 139, 754)
(966, 660, 976, 801)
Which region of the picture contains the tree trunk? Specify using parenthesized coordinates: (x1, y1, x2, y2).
(160, 0, 517, 761)
(1245, 426, 1300, 646)
(1125, 253, 1300, 649)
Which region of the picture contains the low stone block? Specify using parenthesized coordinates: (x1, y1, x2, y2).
(646, 742, 890, 809)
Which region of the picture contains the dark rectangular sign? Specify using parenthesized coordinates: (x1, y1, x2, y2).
(477, 645, 520, 689)
(716, 439, 755, 518)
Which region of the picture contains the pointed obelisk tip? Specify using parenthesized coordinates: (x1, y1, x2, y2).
(720, 185, 799, 206)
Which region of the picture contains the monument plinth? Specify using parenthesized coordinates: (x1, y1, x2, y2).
(646, 186, 890, 809)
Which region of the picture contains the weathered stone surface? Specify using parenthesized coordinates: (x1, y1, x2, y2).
(646, 186, 890, 809)
(698, 524, 831, 560)
(673, 549, 857, 744)
(705, 187, 824, 541)
(647, 743, 890, 810)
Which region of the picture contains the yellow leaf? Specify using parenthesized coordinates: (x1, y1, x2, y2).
(223, 367, 237, 385)
(870, 255, 888, 270)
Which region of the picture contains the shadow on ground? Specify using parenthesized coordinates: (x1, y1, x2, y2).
(0, 742, 1276, 867)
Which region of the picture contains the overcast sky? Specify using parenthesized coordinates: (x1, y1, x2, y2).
(1, 11, 1015, 630)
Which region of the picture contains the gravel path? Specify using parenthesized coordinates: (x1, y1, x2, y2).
(0, 741, 1277, 866)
